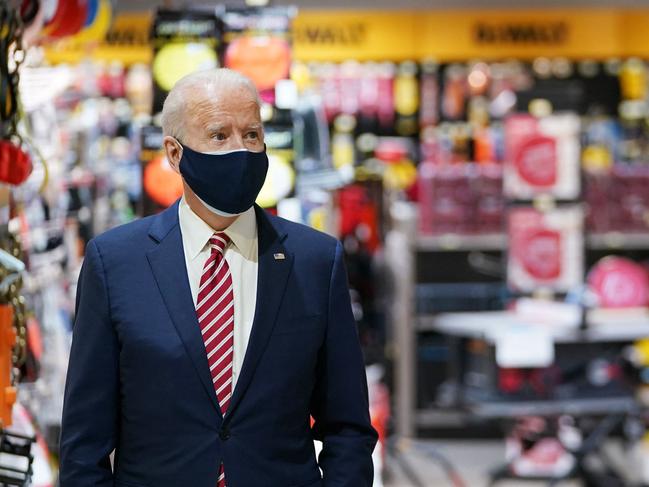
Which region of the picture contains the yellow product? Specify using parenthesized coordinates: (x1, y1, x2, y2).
(394, 62, 419, 117)
(256, 153, 295, 208)
(384, 159, 417, 191)
(153, 42, 218, 91)
(582, 145, 613, 172)
(620, 58, 647, 101)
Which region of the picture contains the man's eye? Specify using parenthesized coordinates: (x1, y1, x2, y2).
(246, 132, 258, 139)
(214, 133, 226, 141)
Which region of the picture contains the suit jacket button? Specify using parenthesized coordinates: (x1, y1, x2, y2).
(219, 427, 230, 441)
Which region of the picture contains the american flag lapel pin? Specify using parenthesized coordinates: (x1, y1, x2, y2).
(273, 253, 285, 260)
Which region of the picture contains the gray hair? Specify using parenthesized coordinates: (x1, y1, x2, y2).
(161, 68, 261, 141)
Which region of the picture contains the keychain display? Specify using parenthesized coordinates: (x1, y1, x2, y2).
(0, 3, 34, 188)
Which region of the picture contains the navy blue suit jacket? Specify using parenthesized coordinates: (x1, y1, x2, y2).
(59, 201, 377, 487)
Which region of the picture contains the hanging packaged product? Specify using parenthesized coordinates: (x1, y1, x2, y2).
(441, 64, 467, 121)
(337, 184, 382, 254)
(419, 60, 439, 128)
(373, 137, 417, 192)
(418, 163, 473, 235)
(507, 205, 584, 293)
(221, 6, 294, 102)
(376, 62, 396, 133)
(358, 62, 380, 133)
(338, 61, 361, 118)
(504, 113, 581, 201)
(331, 114, 357, 172)
(619, 58, 647, 101)
(151, 9, 224, 114)
(394, 61, 419, 137)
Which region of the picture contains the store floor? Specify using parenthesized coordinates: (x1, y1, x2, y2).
(383, 439, 600, 487)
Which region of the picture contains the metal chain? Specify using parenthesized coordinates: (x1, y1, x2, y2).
(8, 1, 25, 143)
(0, 229, 27, 383)
(4, 0, 27, 383)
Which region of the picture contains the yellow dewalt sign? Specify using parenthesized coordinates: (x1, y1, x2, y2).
(293, 9, 649, 61)
(44, 12, 153, 65)
(43, 9, 649, 65)
(473, 21, 569, 45)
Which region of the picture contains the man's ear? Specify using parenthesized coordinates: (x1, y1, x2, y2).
(163, 136, 183, 174)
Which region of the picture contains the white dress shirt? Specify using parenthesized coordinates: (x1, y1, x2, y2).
(178, 197, 258, 390)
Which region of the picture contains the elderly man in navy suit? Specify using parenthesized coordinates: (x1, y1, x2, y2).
(59, 68, 377, 487)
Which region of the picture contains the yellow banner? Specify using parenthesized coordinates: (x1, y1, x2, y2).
(293, 9, 642, 61)
(292, 11, 419, 62)
(43, 9, 649, 65)
(43, 13, 153, 66)
(415, 9, 623, 61)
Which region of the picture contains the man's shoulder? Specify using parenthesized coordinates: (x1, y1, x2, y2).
(92, 214, 158, 255)
(269, 213, 338, 251)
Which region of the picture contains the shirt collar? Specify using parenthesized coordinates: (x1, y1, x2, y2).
(179, 196, 258, 261)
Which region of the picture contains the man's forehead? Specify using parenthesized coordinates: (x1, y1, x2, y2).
(188, 90, 259, 113)
(190, 83, 257, 104)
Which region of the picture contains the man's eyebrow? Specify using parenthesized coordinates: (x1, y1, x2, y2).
(205, 123, 228, 132)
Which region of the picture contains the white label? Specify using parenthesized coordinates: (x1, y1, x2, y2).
(495, 325, 555, 368)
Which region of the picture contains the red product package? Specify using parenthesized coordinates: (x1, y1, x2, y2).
(588, 256, 649, 308)
(508, 206, 583, 293)
(504, 113, 580, 200)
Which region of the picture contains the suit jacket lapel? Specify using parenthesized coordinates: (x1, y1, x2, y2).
(146, 201, 222, 416)
(225, 205, 294, 419)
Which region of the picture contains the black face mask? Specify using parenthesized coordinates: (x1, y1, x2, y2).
(178, 142, 269, 217)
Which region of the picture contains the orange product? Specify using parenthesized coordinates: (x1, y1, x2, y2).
(143, 155, 184, 208)
(225, 36, 291, 92)
(0, 305, 16, 426)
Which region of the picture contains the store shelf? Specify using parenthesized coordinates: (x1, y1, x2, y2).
(295, 168, 350, 192)
(467, 396, 637, 419)
(587, 232, 649, 249)
(416, 232, 649, 252)
(416, 234, 506, 252)
(415, 408, 468, 428)
(416, 315, 440, 332)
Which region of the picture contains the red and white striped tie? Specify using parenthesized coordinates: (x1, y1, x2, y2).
(196, 232, 234, 487)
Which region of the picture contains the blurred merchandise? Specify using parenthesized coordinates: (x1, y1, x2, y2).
(418, 162, 503, 235)
(151, 9, 224, 113)
(505, 417, 575, 478)
(588, 256, 649, 308)
(222, 6, 294, 99)
(504, 113, 580, 201)
(507, 206, 584, 293)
